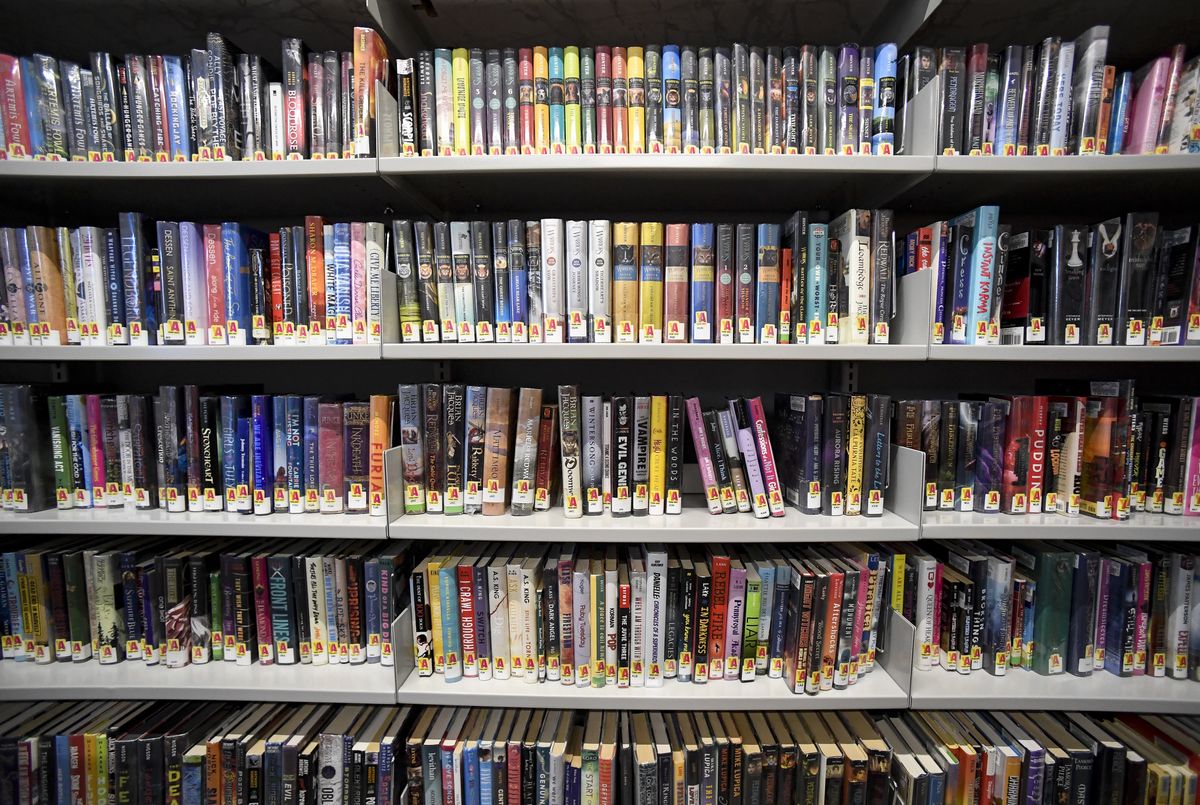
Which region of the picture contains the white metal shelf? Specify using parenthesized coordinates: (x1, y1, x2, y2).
(909, 666, 1200, 714)
(388, 503, 919, 542)
(0, 158, 377, 180)
(928, 344, 1200, 362)
(0, 509, 388, 538)
(381, 342, 929, 360)
(0, 344, 382, 361)
(0, 658, 396, 703)
(934, 153, 1200, 175)
(921, 510, 1200, 540)
(396, 669, 908, 710)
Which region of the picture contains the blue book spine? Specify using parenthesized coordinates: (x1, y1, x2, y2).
(934, 225, 950, 339)
(1106, 565, 1130, 675)
(464, 742, 480, 805)
(566, 756, 581, 805)
(364, 558, 381, 663)
(479, 743, 493, 805)
(55, 736, 71, 805)
(377, 743, 393, 805)
(118, 213, 149, 341)
(162, 56, 191, 161)
(66, 395, 92, 504)
(549, 47, 566, 151)
(103, 229, 127, 329)
(769, 563, 790, 672)
(1108, 71, 1132, 155)
(690, 223, 715, 343)
(965, 205, 999, 344)
(805, 223, 828, 342)
(272, 396, 288, 512)
(493, 225, 512, 336)
(757, 561, 775, 649)
(19, 58, 46, 157)
(333, 223, 352, 343)
(947, 217, 975, 345)
(13, 229, 38, 328)
(251, 394, 272, 514)
(472, 565, 490, 677)
(139, 569, 156, 656)
(0, 561, 8, 653)
(236, 416, 251, 512)
(509, 225, 528, 333)
(662, 45, 682, 150)
(182, 758, 204, 805)
(221, 222, 251, 341)
(754, 223, 781, 342)
(323, 563, 339, 653)
(438, 563, 463, 682)
(303, 396, 320, 512)
(3, 553, 24, 657)
(871, 44, 897, 154)
(286, 395, 303, 513)
(220, 397, 239, 511)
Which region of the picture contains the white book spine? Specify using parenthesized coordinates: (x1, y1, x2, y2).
(588, 220, 612, 342)
(520, 563, 538, 682)
(582, 395, 603, 515)
(601, 400, 612, 512)
(540, 218, 566, 342)
(81, 227, 108, 345)
(1049, 42, 1075, 155)
(565, 219, 588, 342)
(306, 557, 329, 665)
(645, 549, 666, 686)
(848, 229, 871, 345)
(323, 224, 338, 336)
(115, 397, 135, 503)
(269, 83, 285, 159)
(574, 569, 590, 687)
(605, 567, 618, 686)
(366, 222, 385, 343)
(1168, 553, 1193, 679)
(488, 564, 511, 680)
(506, 561, 524, 677)
(630, 566, 646, 686)
(914, 556, 937, 670)
(178, 222, 206, 344)
(450, 221, 476, 342)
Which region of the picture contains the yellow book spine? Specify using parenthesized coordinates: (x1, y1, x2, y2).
(533, 47, 551, 153)
(638, 222, 664, 342)
(846, 395, 866, 515)
(427, 559, 445, 673)
(627, 48, 646, 153)
(648, 396, 667, 514)
(564, 47, 581, 153)
(85, 733, 98, 805)
(95, 735, 109, 805)
(890, 553, 905, 614)
(452, 48, 471, 155)
(612, 223, 640, 343)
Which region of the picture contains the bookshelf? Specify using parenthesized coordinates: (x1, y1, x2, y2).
(921, 510, 1200, 541)
(1, 344, 383, 361)
(0, 509, 389, 538)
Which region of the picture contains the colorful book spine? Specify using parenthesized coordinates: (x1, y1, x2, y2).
(690, 223, 715, 343)
(638, 222, 664, 343)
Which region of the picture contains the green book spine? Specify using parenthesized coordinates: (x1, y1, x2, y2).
(62, 551, 92, 660)
(591, 569, 606, 688)
(48, 396, 74, 508)
(1032, 549, 1074, 675)
(210, 569, 224, 661)
(741, 573, 761, 681)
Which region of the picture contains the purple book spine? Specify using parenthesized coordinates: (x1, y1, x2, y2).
(836, 45, 860, 154)
(730, 401, 769, 518)
(251, 394, 273, 515)
(686, 397, 722, 514)
(723, 564, 747, 679)
(747, 396, 785, 516)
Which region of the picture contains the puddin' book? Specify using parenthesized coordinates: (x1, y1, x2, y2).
(638, 222, 664, 343)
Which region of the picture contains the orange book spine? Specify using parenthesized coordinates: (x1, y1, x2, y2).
(305, 216, 327, 336)
(368, 395, 393, 516)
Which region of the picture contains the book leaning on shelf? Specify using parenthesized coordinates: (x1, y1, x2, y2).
(0, 385, 394, 517)
(394, 42, 899, 156)
(893, 538, 1200, 683)
(902, 207, 1200, 346)
(897, 29, 1200, 156)
(390, 211, 896, 346)
(0, 537, 411, 667)
(3, 703, 1200, 805)
(410, 542, 892, 694)
(0, 217, 389, 347)
(0, 27, 389, 161)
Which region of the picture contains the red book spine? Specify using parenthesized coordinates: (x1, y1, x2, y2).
(149, 55, 171, 160)
(917, 226, 933, 270)
(533, 404, 559, 511)
(68, 733, 86, 803)
(269, 233, 284, 339)
(0, 56, 31, 158)
(747, 396, 785, 516)
(457, 564, 477, 677)
(203, 225, 225, 339)
(1002, 396, 1030, 513)
(1027, 395, 1049, 513)
(595, 46, 612, 153)
(86, 394, 106, 503)
(850, 567, 868, 678)
(707, 553, 729, 672)
(507, 740, 522, 805)
(611, 48, 628, 153)
(557, 558, 575, 682)
(305, 215, 327, 332)
(664, 224, 689, 342)
(821, 569, 844, 689)
(250, 555, 275, 665)
(318, 403, 345, 512)
(518, 49, 535, 154)
(931, 563, 944, 663)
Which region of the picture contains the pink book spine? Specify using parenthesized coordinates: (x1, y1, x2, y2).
(1186, 398, 1200, 516)
(746, 396, 785, 516)
(723, 564, 746, 680)
(557, 558, 575, 684)
(729, 401, 769, 518)
(203, 225, 225, 335)
(1154, 45, 1187, 153)
(849, 567, 868, 682)
(318, 403, 345, 512)
(685, 397, 722, 513)
(350, 222, 367, 342)
(86, 394, 106, 507)
(1125, 57, 1168, 154)
(250, 555, 275, 665)
(932, 563, 944, 666)
(1131, 560, 1150, 675)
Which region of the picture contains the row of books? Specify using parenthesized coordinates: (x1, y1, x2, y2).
(0, 28, 388, 162)
(893, 382, 1200, 519)
(0, 217, 390, 348)
(391, 213, 894, 346)
(0, 385, 395, 515)
(394, 43, 899, 158)
(902, 208, 1200, 346)
(6, 700, 1199, 805)
(899, 29, 1200, 156)
(896, 539, 1200, 682)
(0, 537, 411, 666)
(0, 700, 412, 805)
(410, 543, 886, 692)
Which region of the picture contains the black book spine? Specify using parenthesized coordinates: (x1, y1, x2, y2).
(821, 395, 845, 516)
(871, 209, 894, 344)
(783, 47, 800, 153)
(484, 49, 503, 154)
(116, 63, 136, 160)
(422, 384, 444, 510)
(611, 395, 632, 517)
(645, 45, 663, 151)
(665, 395, 684, 513)
(157, 221, 183, 336)
(801, 395, 823, 515)
(100, 396, 123, 506)
(267, 555, 297, 663)
(291, 555, 311, 663)
(937, 400, 960, 510)
(938, 47, 966, 154)
(442, 385, 465, 510)
(694, 572, 712, 683)
(863, 394, 889, 517)
(471, 221, 494, 336)
(681, 46, 699, 152)
(416, 51, 436, 155)
(249, 245, 270, 345)
(955, 402, 979, 511)
(1116, 212, 1160, 345)
(664, 562, 680, 677)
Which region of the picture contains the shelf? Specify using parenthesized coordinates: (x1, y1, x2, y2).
(909, 154, 1200, 215)
(0, 157, 392, 220)
(396, 669, 908, 710)
(0, 509, 388, 538)
(909, 666, 1200, 714)
(928, 344, 1200, 362)
(0, 659, 397, 704)
(381, 342, 929, 361)
(379, 154, 934, 214)
(921, 510, 1200, 540)
(388, 503, 919, 542)
(0, 344, 382, 361)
